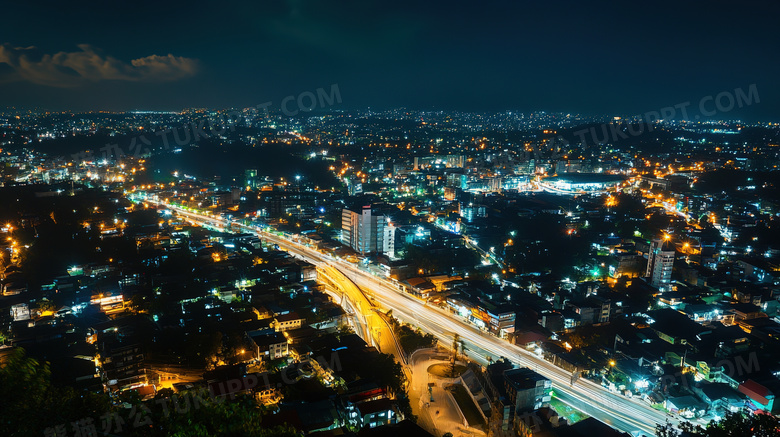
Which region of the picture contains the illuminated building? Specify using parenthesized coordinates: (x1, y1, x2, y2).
(341, 205, 395, 256)
(646, 238, 675, 290)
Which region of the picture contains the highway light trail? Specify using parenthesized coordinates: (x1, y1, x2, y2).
(147, 197, 671, 436)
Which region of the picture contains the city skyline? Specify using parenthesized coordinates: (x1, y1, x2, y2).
(2, 3, 780, 437)
(1, 1, 779, 120)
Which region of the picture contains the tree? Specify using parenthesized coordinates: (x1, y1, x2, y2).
(450, 333, 461, 378)
(393, 322, 436, 355)
(0, 348, 111, 437)
(337, 323, 355, 337)
(124, 393, 298, 437)
(0, 349, 299, 437)
(219, 331, 250, 365)
(704, 411, 779, 437)
(154, 387, 175, 399)
(36, 298, 57, 314)
(128, 293, 150, 313)
(656, 412, 779, 437)
(564, 325, 607, 350)
(183, 330, 222, 368)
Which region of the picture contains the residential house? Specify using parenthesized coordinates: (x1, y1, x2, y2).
(504, 367, 552, 413)
(358, 398, 399, 429)
(247, 330, 289, 361)
(274, 312, 305, 332)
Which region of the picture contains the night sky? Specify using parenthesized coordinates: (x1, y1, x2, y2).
(2, 0, 779, 119)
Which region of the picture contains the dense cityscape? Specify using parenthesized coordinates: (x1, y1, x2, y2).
(2, 2, 780, 437)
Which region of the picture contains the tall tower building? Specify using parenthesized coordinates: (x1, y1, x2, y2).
(245, 169, 258, 188)
(446, 155, 464, 168)
(346, 176, 363, 196)
(646, 238, 674, 290)
(341, 205, 395, 255)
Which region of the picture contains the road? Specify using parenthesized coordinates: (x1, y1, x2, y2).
(318, 267, 374, 343)
(318, 265, 406, 365)
(342, 263, 666, 436)
(321, 285, 368, 341)
(141, 196, 669, 436)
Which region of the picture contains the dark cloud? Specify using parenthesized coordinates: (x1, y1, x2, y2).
(0, 44, 198, 87)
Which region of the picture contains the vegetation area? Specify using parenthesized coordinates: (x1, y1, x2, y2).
(0, 349, 111, 437)
(655, 411, 779, 436)
(388, 317, 437, 355)
(126, 393, 297, 437)
(550, 396, 588, 424)
(502, 213, 591, 278)
(144, 141, 340, 190)
(0, 187, 140, 287)
(0, 348, 296, 437)
(400, 244, 481, 276)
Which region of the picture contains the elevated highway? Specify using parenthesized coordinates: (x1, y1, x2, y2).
(137, 195, 671, 436)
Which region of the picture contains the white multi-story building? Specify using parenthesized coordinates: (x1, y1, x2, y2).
(342, 205, 395, 256)
(647, 238, 675, 290)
